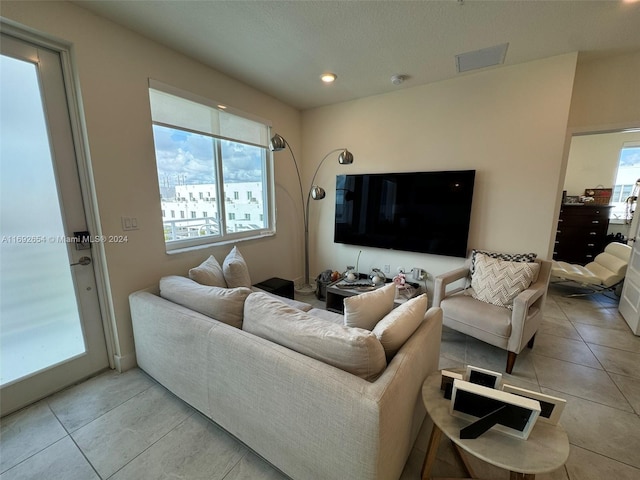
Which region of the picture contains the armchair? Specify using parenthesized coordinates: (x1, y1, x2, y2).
(433, 257, 552, 374)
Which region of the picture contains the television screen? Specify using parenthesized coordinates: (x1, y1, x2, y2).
(334, 170, 475, 258)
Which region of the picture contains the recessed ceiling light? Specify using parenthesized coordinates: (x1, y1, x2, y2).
(320, 73, 337, 83)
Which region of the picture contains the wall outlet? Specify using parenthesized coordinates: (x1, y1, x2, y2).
(383, 264, 390, 274)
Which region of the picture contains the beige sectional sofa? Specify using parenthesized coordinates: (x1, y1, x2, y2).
(129, 276, 442, 480)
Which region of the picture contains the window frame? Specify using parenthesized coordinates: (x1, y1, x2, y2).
(148, 80, 276, 252)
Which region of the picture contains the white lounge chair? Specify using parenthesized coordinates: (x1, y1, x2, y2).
(551, 242, 632, 296)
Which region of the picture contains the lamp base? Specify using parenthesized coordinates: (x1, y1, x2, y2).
(294, 283, 316, 295)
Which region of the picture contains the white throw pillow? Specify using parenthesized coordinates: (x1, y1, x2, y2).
(344, 283, 396, 330)
(188, 255, 227, 288)
(244, 292, 386, 381)
(470, 253, 540, 309)
(159, 275, 251, 328)
(223, 246, 251, 288)
(373, 294, 427, 359)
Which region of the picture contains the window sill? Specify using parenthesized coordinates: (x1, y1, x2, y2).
(165, 230, 275, 255)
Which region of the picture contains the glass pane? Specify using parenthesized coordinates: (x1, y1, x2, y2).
(153, 124, 221, 241)
(221, 139, 267, 234)
(0, 54, 85, 385)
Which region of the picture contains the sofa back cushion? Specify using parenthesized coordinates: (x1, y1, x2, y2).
(373, 293, 428, 359)
(189, 255, 227, 288)
(160, 275, 251, 328)
(343, 283, 396, 330)
(223, 246, 252, 288)
(243, 292, 386, 381)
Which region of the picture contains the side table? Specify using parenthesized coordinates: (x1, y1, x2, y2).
(421, 372, 569, 480)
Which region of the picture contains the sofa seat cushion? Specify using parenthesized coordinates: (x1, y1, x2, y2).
(441, 290, 512, 339)
(307, 308, 344, 325)
(250, 287, 313, 312)
(243, 292, 386, 381)
(160, 275, 251, 328)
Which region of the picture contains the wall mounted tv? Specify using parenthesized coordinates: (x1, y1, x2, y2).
(334, 170, 475, 258)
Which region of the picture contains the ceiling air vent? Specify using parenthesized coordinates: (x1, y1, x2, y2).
(455, 43, 509, 73)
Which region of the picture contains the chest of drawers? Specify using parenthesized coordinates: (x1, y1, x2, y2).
(553, 205, 612, 265)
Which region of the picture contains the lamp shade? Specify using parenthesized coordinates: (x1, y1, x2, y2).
(269, 134, 287, 151)
(338, 150, 354, 165)
(310, 186, 326, 200)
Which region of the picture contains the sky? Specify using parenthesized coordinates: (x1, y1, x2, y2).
(152, 124, 265, 187)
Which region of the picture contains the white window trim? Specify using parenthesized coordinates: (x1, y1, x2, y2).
(148, 80, 276, 253)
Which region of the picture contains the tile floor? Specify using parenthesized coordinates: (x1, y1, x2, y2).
(1, 284, 639, 480)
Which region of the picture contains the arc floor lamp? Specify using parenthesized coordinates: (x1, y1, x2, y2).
(270, 133, 354, 294)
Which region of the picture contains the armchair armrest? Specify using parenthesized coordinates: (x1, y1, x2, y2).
(509, 275, 550, 353)
(433, 266, 470, 307)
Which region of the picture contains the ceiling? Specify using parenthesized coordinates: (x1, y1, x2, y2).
(74, 0, 640, 110)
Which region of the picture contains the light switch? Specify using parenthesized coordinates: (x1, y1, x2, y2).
(121, 216, 139, 231)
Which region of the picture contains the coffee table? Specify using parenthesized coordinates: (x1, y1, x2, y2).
(420, 372, 569, 480)
(324, 280, 421, 314)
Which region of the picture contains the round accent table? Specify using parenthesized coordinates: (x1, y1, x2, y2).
(421, 372, 570, 480)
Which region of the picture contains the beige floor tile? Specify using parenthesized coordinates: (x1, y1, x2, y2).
(0, 401, 67, 473)
(110, 412, 248, 480)
(532, 354, 633, 411)
(564, 444, 640, 480)
(48, 368, 156, 432)
(538, 315, 583, 341)
(610, 372, 640, 415)
(542, 388, 640, 469)
(223, 451, 290, 480)
(0, 436, 99, 480)
(574, 322, 640, 353)
(71, 384, 193, 478)
(589, 344, 640, 379)
(532, 333, 602, 368)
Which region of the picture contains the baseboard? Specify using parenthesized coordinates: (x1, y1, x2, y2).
(114, 352, 137, 372)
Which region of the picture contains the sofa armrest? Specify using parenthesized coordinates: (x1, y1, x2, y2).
(433, 266, 470, 307)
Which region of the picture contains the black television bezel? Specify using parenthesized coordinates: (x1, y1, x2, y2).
(333, 169, 475, 258)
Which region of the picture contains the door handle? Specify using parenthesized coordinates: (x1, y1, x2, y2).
(70, 256, 92, 266)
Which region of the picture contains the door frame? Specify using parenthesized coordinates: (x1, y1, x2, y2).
(1, 21, 116, 373)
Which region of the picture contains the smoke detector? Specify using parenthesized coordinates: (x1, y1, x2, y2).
(391, 74, 406, 86)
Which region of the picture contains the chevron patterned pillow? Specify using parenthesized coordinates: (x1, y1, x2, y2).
(469, 249, 537, 275)
(470, 253, 540, 309)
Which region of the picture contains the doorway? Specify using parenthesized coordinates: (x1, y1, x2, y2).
(0, 32, 110, 415)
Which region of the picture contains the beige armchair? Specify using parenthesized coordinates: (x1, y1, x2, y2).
(433, 258, 552, 374)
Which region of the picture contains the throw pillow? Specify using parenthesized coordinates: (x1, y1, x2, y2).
(372, 293, 428, 359)
(223, 246, 251, 288)
(188, 255, 227, 288)
(344, 283, 396, 330)
(470, 253, 540, 309)
(243, 292, 387, 381)
(159, 275, 251, 328)
(469, 249, 537, 275)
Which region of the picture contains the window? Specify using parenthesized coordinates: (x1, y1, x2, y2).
(611, 144, 640, 221)
(149, 80, 275, 251)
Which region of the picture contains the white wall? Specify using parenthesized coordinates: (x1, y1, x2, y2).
(564, 131, 640, 197)
(1, 1, 303, 366)
(301, 54, 578, 292)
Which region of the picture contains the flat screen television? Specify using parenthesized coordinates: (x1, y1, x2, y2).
(334, 170, 475, 258)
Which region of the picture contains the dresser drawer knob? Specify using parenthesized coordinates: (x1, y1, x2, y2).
(592, 220, 600, 224)
(589, 232, 597, 235)
(587, 243, 595, 247)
